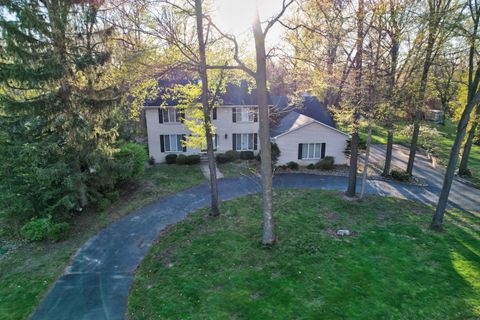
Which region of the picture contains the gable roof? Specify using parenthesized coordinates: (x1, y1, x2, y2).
(271, 111, 349, 138)
(297, 96, 336, 127)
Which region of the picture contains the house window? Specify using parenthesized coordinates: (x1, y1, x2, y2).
(233, 133, 257, 150)
(232, 107, 257, 122)
(160, 134, 185, 152)
(201, 134, 218, 151)
(299, 143, 325, 160)
(160, 107, 182, 123)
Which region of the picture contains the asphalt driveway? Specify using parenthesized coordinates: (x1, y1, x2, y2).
(368, 144, 479, 212)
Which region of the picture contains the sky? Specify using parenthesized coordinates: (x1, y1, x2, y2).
(211, 0, 289, 47)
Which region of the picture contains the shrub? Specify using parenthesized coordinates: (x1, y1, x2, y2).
(114, 143, 148, 177)
(391, 170, 410, 182)
(97, 197, 111, 211)
(286, 161, 299, 170)
(216, 153, 230, 163)
(20, 215, 70, 242)
(106, 191, 120, 202)
(316, 156, 335, 170)
(240, 150, 255, 160)
(271, 143, 281, 164)
(255, 153, 261, 162)
(165, 154, 178, 164)
(225, 150, 239, 161)
(176, 154, 187, 165)
(307, 163, 316, 170)
(186, 154, 201, 165)
(148, 156, 155, 165)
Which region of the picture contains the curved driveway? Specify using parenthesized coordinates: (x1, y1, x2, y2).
(30, 171, 479, 320)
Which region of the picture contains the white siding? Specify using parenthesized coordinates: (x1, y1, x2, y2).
(145, 106, 259, 163)
(274, 122, 348, 165)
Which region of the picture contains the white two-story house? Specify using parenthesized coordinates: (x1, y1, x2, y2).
(144, 81, 349, 165)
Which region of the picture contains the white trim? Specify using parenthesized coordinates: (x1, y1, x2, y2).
(272, 117, 350, 139)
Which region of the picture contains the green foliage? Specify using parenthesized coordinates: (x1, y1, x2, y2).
(149, 157, 156, 165)
(106, 191, 120, 202)
(97, 198, 112, 212)
(271, 143, 281, 165)
(176, 155, 187, 165)
(216, 153, 230, 163)
(20, 216, 69, 242)
(239, 151, 254, 160)
(225, 150, 239, 161)
(307, 163, 316, 170)
(286, 161, 299, 170)
(165, 154, 178, 164)
(316, 156, 335, 170)
(398, 125, 441, 152)
(391, 170, 411, 182)
(0, 1, 139, 233)
(186, 155, 201, 165)
(114, 143, 148, 177)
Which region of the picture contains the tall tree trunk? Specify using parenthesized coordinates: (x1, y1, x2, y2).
(383, 129, 394, 176)
(360, 121, 372, 198)
(383, 18, 399, 177)
(432, 93, 479, 229)
(458, 111, 478, 175)
(432, 7, 479, 230)
(253, 9, 275, 245)
(346, 0, 364, 197)
(195, 0, 219, 216)
(406, 4, 438, 175)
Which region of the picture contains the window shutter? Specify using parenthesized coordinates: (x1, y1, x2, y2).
(253, 108, 258, 122)
(321, 143, 326, 159)
(213, 107, 217, 120)
(160, 135, 165, 152)
(158, 109, 163, 123)
(298, 144, 303, 160)
(182, 134, 187, 152)
(253, 133, 258, 150)
(232, 133, 237, 150)
(232, 107, 236, 122)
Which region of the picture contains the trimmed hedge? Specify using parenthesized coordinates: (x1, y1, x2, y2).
(176, 154, 187, 165)
(186, 155, 201, 165)
(287, 161, 299, 170)
(316, 156, 335, 170)
(225, 150, 239, 161)
(216, 153, 230, 163)
(165, 154, 178, 164)
(240, 151, 255, 160)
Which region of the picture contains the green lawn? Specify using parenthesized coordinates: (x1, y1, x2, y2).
(218, 161, 258, 177)
(128, 190, 480, 319)
(0, 164, 205, 320)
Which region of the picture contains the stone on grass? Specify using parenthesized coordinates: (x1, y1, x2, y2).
(336, 229, 351, 236)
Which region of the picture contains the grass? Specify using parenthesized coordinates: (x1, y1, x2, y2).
(128, 190, 480, 319)
(0, 164, 205, 320)
(218, 161, 258, 177)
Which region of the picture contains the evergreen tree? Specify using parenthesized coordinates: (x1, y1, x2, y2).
(0, 0, 124, 228)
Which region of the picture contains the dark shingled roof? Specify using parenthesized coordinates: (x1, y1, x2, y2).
(298, 96, 336, 127)
(144, 80, 289, 109)
(270, 96, 337, 137)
